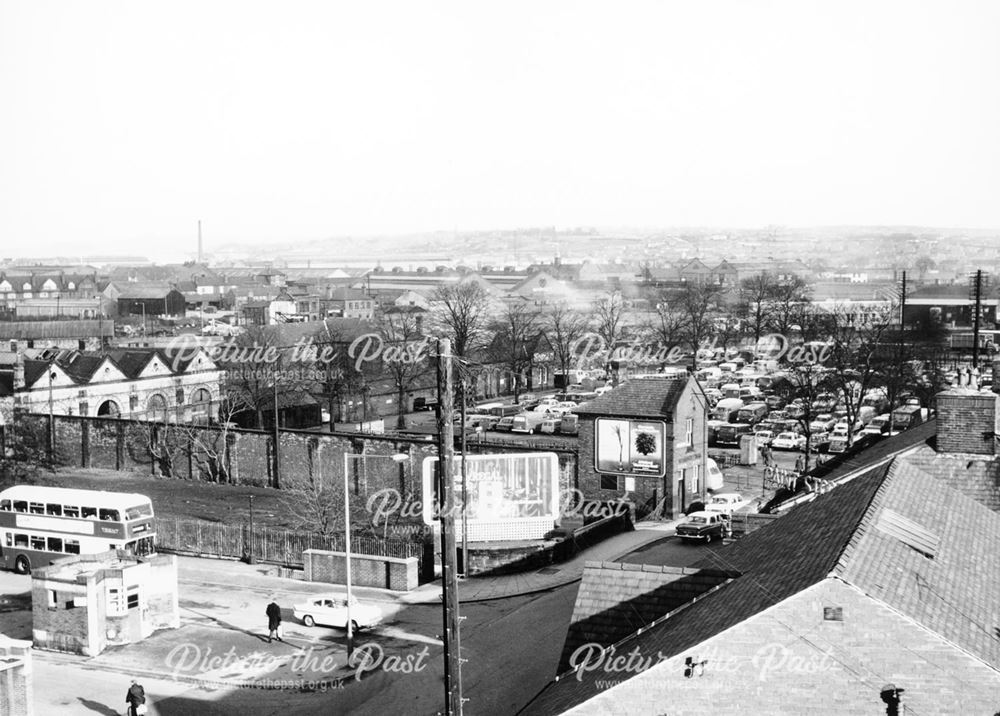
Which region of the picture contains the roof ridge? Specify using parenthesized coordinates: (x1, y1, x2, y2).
(831, 458, 899, 577)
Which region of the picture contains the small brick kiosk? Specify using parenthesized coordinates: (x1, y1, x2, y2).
(575, 375, 709, 520)
(31, 550, 179, 656)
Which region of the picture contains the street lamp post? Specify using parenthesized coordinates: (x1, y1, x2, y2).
(247, 494, 255, 564)
(342, 451, 408, 661)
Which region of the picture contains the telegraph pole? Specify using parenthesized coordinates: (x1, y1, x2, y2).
(970, 270, 987, 370)
(272, 377, 281, 488)
(435, 338, 465, 715)
(899, 271, 907, 330)
(459, 379, 469, 577)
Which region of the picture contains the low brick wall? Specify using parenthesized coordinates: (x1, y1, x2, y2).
(303, 549, 419, 592)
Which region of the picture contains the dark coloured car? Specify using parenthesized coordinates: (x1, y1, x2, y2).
(675, 511, 727, 542)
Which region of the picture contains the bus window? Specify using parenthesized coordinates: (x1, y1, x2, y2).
(125, 504, 154, 520)
(30, 535, 45, 550)
(64, 506, 80, 518)
(46, 504, 62, 516)
(65, 540, 81, 555)
(12, 501, 27, 513)
(47, 537, 62, 552)
(0, 500, 10, 511)
(99, 509, 120, 522)
(13, 533, 28, 547)
(81, 507, 98, 519)
(29, 502, 44, 514)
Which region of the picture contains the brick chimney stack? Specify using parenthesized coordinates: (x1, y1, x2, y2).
(935, 387, 1000, 456)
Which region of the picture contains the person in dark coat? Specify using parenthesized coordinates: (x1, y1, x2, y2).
(125, 679, 145, 716)
(266, 599, 282, 643)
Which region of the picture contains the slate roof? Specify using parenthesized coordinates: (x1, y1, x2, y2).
(573, 376, 690, 420)
(521, 464, 888, 715)
(901, 443, 1000, 511)
(807, 419, 936, 483)
(0, 320, 114, 340)
(558, 563, 737, 673)
(834, 458, 1000, 672)
(116, 282, 178, 299)
(525, 442, 1000, 715)
(19, 346, 214, 388)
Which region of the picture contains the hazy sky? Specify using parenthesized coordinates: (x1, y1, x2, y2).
(2, 1, 999, 259)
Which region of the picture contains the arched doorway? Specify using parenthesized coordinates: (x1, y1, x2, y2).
(190, 388, 213, 423)
(97, 400, 120, 417)
(147, 394, 168, 422)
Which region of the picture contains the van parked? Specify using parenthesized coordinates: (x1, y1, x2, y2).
(489, 404, 522, 418)
(559, 414, 579, 435)
(721, 383, 741, 400)
(716, 423, 753, 446)
(736, 402, 769, 426)
(712, 398, 744, 423)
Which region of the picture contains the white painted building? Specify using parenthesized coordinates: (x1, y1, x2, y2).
(9, 347, 222, 422)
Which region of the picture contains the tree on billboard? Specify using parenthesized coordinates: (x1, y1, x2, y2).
(635, 431, 656, 456)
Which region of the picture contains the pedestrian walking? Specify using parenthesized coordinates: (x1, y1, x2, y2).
(266, 598, 283, 643)
(124, 679, 146, 716)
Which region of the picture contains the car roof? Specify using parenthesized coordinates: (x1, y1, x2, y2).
(685, 511, 717, 519)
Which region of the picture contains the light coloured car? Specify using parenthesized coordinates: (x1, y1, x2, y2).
(293, 595, 382, 630)
(753, 429, 775, 446)
(771, 431, 806, 451)
(706, 493, 746, 515)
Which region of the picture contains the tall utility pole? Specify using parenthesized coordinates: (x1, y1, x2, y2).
(272, 377, 281, 488)
(970, 269, 987, 369)
(435, 339, 465, 715)
(899, 271, 907, 330)
(459, 379, 468, 577)
(197, 219, 203, 264)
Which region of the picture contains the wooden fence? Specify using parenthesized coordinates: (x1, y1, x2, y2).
(155, 516, 424, 569)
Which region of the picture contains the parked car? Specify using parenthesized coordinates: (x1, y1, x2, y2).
(771, 432, 807, 451)
(676, 511, 727, 542)
(494, 417, 515, 432)
(705, 457, 724, 491)
(809, 416, 837, 433)
(412, 397, 439, 412)
(706, 492, 747, 516)
(753, 429, 775, 446)
(293, 595, 382, 630)
(764, 395, 786, 410)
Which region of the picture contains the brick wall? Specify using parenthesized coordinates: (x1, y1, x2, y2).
(0, 638, 32, 716)
(935, 389, 999, 456)
(31, 577, 92, 655)
(303, 549, 418, 591)
(576, 381, 708, 520)
(561, 578, 1000, 715)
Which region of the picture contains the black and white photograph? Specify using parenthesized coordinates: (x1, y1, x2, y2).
(1, 1, 999, 714)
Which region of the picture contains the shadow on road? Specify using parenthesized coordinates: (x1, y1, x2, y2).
(76, 697, 120, 715)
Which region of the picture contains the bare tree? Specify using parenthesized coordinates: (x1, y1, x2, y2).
(545, 301, 589, 378)
(432, 281, 492, 359)
(767, 276, 812, 337)
(593, 291, 627, 350)
(377, 309, 432, 428)
(488, 301, 544, 403)
(644, 295, 687, 368)
(676, 282, 724, 361)
(738, 272, 777, 344)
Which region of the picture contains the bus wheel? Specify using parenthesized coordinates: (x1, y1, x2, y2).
(14, 556, 30, 574)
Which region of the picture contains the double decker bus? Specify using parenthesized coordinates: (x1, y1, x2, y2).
(0, 486, 156, 574)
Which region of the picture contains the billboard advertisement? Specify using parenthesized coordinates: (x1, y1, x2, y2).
(421, 453, 560, 538)
(594, 418, 666, 477)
